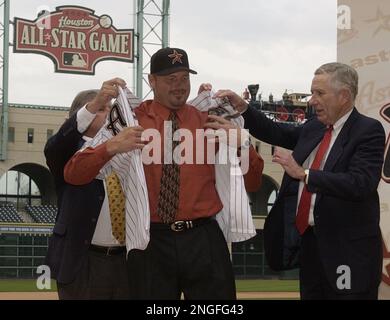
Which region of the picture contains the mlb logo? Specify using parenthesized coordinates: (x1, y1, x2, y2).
(63, 52, 88, 69)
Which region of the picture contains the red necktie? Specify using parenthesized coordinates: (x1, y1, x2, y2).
(296, 126, 333, 235)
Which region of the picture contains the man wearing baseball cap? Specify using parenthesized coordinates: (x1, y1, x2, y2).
(64, 47, 263, 299)
(150, 47, 198, 75)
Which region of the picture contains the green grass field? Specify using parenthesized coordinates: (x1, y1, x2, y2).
(0, 279, 299, 293)
(0, 279, 57, 292)
(236, 279, 299, 292)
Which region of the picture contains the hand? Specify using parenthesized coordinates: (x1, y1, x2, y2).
(213, 89, 248, 113)
(87, 78, 127, 114)
(204, 115, 249, 148)
(198, 83, 212, 95)
(272, 147, 306, 181)
(106, 126, 146, 156)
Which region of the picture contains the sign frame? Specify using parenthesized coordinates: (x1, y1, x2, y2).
(13, 5, 134, 75)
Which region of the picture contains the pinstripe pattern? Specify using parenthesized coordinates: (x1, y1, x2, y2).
(84, 88, 150, 252)
(84, 89, 255, 252)
(189, 91, 256, 242)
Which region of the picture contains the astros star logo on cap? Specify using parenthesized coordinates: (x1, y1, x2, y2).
(168, 49, 183, 65)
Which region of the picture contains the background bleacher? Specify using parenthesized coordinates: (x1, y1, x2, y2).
(0, 204, 24, 223)
(25, 205, 57, 224)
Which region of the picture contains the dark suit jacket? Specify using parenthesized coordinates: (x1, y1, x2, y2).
(44, 114, 104, 284)
(243, 106, 385, 293)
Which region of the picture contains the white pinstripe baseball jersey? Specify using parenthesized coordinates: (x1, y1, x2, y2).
(83, 87, 150, 252)
(189, 91, 256, 242)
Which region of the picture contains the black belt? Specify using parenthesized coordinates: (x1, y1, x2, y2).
(151, 217, 213, 232)
(89, 245, 126, 256)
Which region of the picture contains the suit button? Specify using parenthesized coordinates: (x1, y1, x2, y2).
(99, 196, 104, 201)
(91, 218, 97, 223)
(84, 240, 89, 245)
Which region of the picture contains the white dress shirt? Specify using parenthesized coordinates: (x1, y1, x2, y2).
(77, 106, 97, 133)
(297, 108, 354, 226)
(76, 109, 122, 247)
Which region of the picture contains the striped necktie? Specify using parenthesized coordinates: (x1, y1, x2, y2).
(156, 111, 180, 224)
(296, 126, 333, 235)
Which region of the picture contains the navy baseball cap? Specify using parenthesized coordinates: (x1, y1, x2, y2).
(150, 47, 197, 76)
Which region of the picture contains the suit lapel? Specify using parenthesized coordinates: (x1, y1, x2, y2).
(278, 123, 325, 195)
(279, 109, 358, 196)
(323, 108, 358, 171)
(292, 129, 325, 166)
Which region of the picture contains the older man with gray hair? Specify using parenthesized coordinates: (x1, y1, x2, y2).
(45, 85, 131, 299)
(212, 62, 385, 299)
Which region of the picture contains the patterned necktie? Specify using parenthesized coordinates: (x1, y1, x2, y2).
(157, 111, 180, 224)
(296, 126, 333, 235)
(105, 173, 126, 244)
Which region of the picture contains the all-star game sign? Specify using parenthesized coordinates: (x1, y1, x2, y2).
(14, 6, 134, 75)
